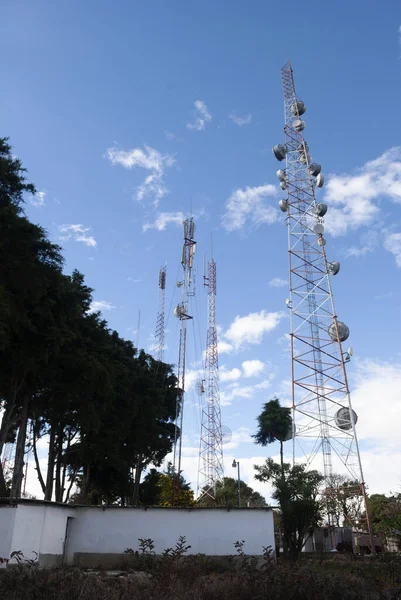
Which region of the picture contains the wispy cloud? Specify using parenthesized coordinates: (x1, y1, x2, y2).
(142, 211, 184, 232)
(220, 375, 276, 407)
(268, 277, 288, 288)
(127, 277, 142, 283)
(324, 147, 401, 236)
(59, 224, 97, 247)
(187, 100, 212, 131)
(229, 113, 252, 126)
(222, 184, 278, 232)
(164, 130, 183, 142)
(345, 230, 379, 258)
(88, 300, 115, 314)
(29, 190, 46, 208)
(106, 145, 175, 207)
(383, 232, 401, 267)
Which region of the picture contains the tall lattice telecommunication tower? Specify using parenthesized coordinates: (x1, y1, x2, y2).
(173, 218, 196, 476)
(272, 62, 373, 541)
(154, 266, 167, 363)
(197, 258, 224, 500)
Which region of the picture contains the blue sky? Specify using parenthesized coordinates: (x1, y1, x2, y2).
(1, 0, 401, 499)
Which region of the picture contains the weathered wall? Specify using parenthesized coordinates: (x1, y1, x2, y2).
(0, 503, 75, 567)
(0, 506, 17, 566)
(64, 507, 274, 566)
(0, 503, 274, 568)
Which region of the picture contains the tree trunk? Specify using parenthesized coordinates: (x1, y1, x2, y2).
(280, 441, 284, 473)
(132, 455, 142, 506)
(10, 396, 29, 498)
(32, 428, 45, 495)
(44, 426, 56, 501)
(65, 469, 78, 503)
(0, 463, 7, 498)
(54, 423, 63, 502)
(0, 403, 13, 455)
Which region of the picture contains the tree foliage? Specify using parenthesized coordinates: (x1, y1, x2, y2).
(368, 492, 401, 547)
(198, 477, 267, 508)
(139, 465, 195, 507)
(253, 397, 292, 468)
(255, 458, 323, 560)
(0, 137, 182, 503)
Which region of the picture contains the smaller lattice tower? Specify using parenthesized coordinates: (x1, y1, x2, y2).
(197, 258, 224, 500)
(154, 266, 167, 363)
(173, 218, 196, 476)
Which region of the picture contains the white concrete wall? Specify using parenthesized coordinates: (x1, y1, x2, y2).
(0, 506, 17, 565)
(1, 503, 274, 568)
(0, 503, 75, 566)
(64, 507, 274, 563)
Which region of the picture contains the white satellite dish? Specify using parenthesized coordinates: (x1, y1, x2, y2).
(221, 425, 232, 445)
(347, 347, 354, 357)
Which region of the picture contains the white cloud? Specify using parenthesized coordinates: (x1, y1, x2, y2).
(268, 277, 287, 288)
(29, 190, 46, 208)
(59, 224, 97, 247)
(220, 367, 242, 382)
(383, 232, 401, 267)
(217, 340, 234, 355)
(324, 147, 401, 236)
(185, 369, 204, 392)
(222, 184, 278, 232)
(224, 310, 284, 350)
(106, 145, 175, 207)
(142, 211, 184, 232)
(88, 300, 115, 314)
(187, 100, 212, 131)
(242, 360, 265, 378)
(229, 113, 252, 126)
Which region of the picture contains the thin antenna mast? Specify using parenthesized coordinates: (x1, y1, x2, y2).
(197, 255, 224, 500)
(154, 266, 167, 362)
(273, 61, 374, 549)
(173, 218, 196, 477)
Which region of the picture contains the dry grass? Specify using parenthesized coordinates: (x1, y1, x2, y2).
(1, 555, 401, 599)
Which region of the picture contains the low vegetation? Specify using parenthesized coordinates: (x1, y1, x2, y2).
(2, 545, 401, 600)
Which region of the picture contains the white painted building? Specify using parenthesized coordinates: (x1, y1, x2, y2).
(0, 500, 275, 568)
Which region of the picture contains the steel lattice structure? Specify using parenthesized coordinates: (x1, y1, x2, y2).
(197, 259, 224, 500)
(173, 218, 196, 477)
(274, 62, 373, 543)
(154, 266, 167, 363)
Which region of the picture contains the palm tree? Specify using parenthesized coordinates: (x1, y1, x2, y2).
(253, 397, 292, 470)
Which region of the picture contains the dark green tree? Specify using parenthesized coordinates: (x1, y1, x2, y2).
(253, 397, 292, 469)
(255, 458, 323, 560)
(0, 138, 63, 497)
(198, 477, 266, 508)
